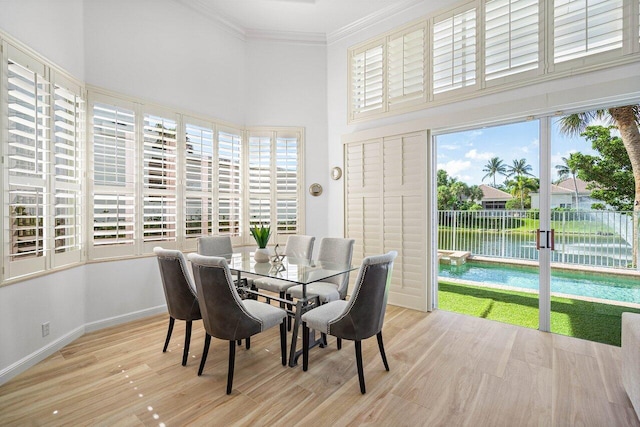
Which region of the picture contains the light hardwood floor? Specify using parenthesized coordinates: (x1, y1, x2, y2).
(1, 307, 638, 426)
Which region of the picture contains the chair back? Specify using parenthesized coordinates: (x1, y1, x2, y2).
(154, 247, 201, 321)
(284, 235, 315, 260)
(197, 235, 233, 256)
(317, 237, 355, 299)
(188, 253, 262, 340)
(329, 251, 397, 341)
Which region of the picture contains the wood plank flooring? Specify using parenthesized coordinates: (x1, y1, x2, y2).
(1, 307, 639, 426)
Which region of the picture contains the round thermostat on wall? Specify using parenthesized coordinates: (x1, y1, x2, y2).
(331, 166, 342, 180)
(309, 183, 323, 196)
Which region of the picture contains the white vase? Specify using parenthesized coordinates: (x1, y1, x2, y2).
(254, 247, 270, 263)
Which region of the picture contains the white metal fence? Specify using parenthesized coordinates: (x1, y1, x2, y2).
(438, 210, 638, 269)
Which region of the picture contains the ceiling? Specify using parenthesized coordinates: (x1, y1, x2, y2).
(175, 0, 422, 43)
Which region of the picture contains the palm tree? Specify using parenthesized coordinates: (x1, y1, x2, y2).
(555, 153, 581, 208)
(507, 158, 534, 179)
(482, 157, 507, 187)
(559, 105, 640, 267)
(506, 176, 539, 210)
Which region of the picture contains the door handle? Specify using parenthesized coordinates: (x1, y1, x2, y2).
(536, 229, 555, 250)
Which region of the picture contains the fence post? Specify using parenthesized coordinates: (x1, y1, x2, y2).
(452, 211, 457, 252)
(500, 211, 506, 258)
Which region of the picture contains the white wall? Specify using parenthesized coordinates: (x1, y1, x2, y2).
(0, 0, 329, 384)
(245, 40, 329, 239)
(83, 0, 247, 125)
(0, 0, 85, 78)
(0, 258, 165, 385)
(325, 1, 640, 238)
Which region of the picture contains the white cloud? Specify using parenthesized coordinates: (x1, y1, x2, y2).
(440, 143, 460, 151)
(438, 159, 472, 178)
(465, 149, 494, 160)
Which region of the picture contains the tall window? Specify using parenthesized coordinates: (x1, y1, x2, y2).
(433, 6, 477, 94)
(554, 0, 624, 63)
(142, 114, 177, 247)
(184, 121, 214, 239)
(92, 102, 136, 252)
(6, 57, 49, 264)
(248, 129, 302, 242)
(52, 80, 83, 264)
(218, 129, 242, 236)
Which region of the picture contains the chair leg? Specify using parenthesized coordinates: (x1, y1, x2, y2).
(163, 317, 175, 352)
(245, 337, 251, 350)
(286, 294, 293, 331)
(280, 319, 287, 365)
(355, 340, 366, 394)
(198, 334, 211, 376)
(302, 322, 309, 371)
(377, 332, 390, 371)
(320, 333, 327, 348)
(227, 340, 236, 394)
(182, 320, 192, 366)
(337, 337, 342, 350)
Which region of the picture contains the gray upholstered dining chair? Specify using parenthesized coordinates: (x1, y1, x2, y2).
(153, 247, 202, 367)
(253, 235, 315, 328)
(301, 251, 397, 394)
(197, 235, 233, 256)
(286, 237, 355, 303)
(188, 253, 287, 394)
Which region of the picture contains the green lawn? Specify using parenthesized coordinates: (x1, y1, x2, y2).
(439, 281, 640, 346)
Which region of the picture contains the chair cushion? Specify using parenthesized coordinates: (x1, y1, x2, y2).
(287, 282, 340, 303)
(254, 277, 297, 293)
(301, 300, 349, 334)
(242, 299, 286, 332)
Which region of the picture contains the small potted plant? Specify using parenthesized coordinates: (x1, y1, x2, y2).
(250, 224, 271, 262)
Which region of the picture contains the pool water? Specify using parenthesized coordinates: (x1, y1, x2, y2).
(439, 261, 640, 304)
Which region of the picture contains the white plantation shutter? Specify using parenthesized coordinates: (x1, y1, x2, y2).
(388, 25, 426, 108)
(351, 42, 384, 118)
(248, 133, 271, 227)
(218, 130, 242, 236)
(6, 55, 49, 273)
(247, 129, 302, 242)
(345, 132, 427, 310)
(433, 7, 477, 94)
(184, 122, 214, 239)
(554, 0, 623, 63)
(53, 83, 83, 261)
(275, 133, 299, 235)
(142, 114, 177, 246)
(485, 0, 539, 80)
(92, 102, 136, 250)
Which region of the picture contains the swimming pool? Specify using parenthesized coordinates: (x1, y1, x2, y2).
(439, 261, 640, 304)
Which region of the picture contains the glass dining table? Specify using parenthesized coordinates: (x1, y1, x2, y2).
(222, 251, 357, 367)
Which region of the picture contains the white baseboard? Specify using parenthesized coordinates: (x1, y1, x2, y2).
(0, 325, 85, 386)
(84, 305, 167, 333)
(0, 304, 168, 386)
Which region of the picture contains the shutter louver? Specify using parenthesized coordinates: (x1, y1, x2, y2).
(275, 134, 298, 235)
(143, 114, 177, 243)
(53, 85, 82, 254)
(249, 135, 271, 226)
(485, 0, 539, 80)
(433, 7, 477, 94)
(351, 43, 384, 117)
(92, 103, 135, 246)
(184, 123, 213, 238)
(388, 26, 425, 107)
(218, 130, 242, 236)
(7, 59, 49, 261)
(554, 0, 623, 63)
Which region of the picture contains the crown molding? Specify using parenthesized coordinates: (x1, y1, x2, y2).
(327, 0, 424, 45)
(245, 29, 326, 45)
(174, 0, 424, 46)
(173, 0, 247, 41)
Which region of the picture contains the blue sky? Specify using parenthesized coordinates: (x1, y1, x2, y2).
(436, 118, 599, 187)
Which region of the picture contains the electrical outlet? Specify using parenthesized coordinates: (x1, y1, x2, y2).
(42, 322, 50, 337)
